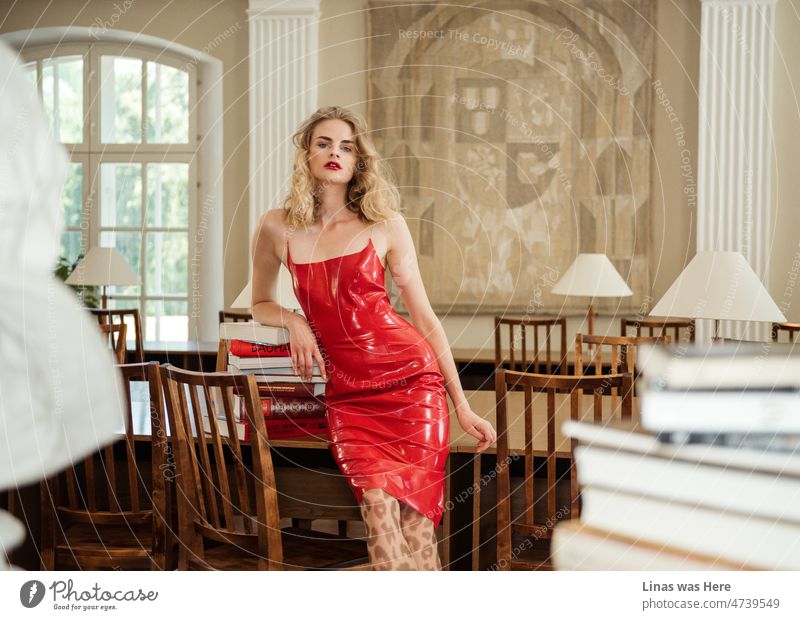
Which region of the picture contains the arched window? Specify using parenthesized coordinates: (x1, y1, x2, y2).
(23, 43, 198, 341)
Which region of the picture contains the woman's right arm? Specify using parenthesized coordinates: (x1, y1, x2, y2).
(250, 211, 327, 381)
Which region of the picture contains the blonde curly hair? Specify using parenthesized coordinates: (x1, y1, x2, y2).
(282, 106, 402, 228)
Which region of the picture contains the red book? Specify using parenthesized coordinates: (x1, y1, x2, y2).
(244, 416, 327, 441)
(229, 339, 291, 358)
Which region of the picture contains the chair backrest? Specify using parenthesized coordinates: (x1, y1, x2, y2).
(771, 322, 800, 343)
(158, 364, 283, 570)
(41, 362, 169, 570)
(494, 369, 633, 570)
(98, 322, 128, 364)
(575, 333, 671, 375)
(92, 308, 145, 363)
(620, 317, 695, 344)
(219, 310, 253, 323)
(494, 315, 568, 375)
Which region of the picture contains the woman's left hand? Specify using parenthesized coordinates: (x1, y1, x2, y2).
(456, 405, 497, 453)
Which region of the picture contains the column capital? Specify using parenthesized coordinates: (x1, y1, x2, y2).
(248, 0, 320, 18)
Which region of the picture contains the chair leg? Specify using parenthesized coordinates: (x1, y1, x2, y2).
(440, 455, 452, 570)
(471, 453, 481, 570)
(39, 479, 56, 571)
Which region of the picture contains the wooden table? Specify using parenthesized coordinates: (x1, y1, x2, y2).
(140, 340, 219, 371)
(128, 384, 640, 570)
(138, 341, 581, 385)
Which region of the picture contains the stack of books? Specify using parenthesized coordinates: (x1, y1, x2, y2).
(238, 382, 327, 441)
(552, 343, 800, 570)
(220, 320, 327, 439)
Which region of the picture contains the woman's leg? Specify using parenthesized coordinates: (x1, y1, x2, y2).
(399, 501, 442, 570)
(359, 488, 417, 570)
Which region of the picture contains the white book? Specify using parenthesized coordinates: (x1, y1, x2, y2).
(252, 373, 327, 386)
(580, 486, 800, 570)
(219, 321, 290, 344)
(641, 389, 800, 432)
(236, 366, 320, 376)
(573, 444, 800, 522)
(637, 342, 800, 390)
(563, 420, 800, 477)
(551, 521, 746, 570)
(228, 354, 301, 371)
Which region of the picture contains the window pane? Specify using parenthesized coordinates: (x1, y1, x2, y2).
(60, 231, 82, 265)
(146, 163, 189, 227)
(146, 232, 187, 295)
(42, 55, 83, 143)
(146, 62, 189, 143)
(63, 162, 83, 227)
(145, 299, 187, 341)
(100, 230, 141, 296)
(100, 56, 142, 144)
(100, 163, 142, 227)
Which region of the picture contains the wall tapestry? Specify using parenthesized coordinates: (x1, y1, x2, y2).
(367, 0, 656, 314)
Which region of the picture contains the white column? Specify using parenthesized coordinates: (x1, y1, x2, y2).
(247, 0, 319, 308)
(697, 0, 777, 340)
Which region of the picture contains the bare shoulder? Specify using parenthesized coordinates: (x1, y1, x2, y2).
(379, 212, 411, 248)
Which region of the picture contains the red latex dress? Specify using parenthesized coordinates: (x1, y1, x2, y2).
(286, 234, 449, 527)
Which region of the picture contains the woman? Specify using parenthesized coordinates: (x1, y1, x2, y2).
(251, 106, 496, 570)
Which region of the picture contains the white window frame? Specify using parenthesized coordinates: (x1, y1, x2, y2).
(22, 42, 203, 341)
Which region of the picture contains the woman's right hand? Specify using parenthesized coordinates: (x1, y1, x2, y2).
(286, 313, 327, 382)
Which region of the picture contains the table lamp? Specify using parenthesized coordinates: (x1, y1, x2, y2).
(649, 251, 786, 340)
(552, 253, 633, 335)
(65, 247, 139, 308)
(230, 281, 302, 315)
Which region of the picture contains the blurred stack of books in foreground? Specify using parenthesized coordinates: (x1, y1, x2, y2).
(554, 343, 800, 570)
(220, 321, 327, 440)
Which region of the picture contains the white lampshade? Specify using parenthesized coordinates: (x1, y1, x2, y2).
(64, 247, 139, 287)
(231, 281, 251, 309)
(552, 253, 633, 298)
(650, 251, 786, 322)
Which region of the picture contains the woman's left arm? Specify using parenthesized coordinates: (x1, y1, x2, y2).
(384, 215, 497, 452)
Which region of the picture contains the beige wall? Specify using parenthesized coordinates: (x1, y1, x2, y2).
(649, 0, 701, 304)
(3, 0, 797, 343)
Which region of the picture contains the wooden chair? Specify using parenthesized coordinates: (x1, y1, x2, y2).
(92, 308, 145, 363)
(494, 315, 568, 375)
(99, 322, 128, 364)
(575, 333, 671, 375)
(219, 310, 252, 323)
(0, 489, 23, 567)
(40, 362, 171, 570)
(771, 322, 800, 343)
(159, 364, 369, 570)
(620, 317, 695, 344)
(495, 369, 633, 570)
